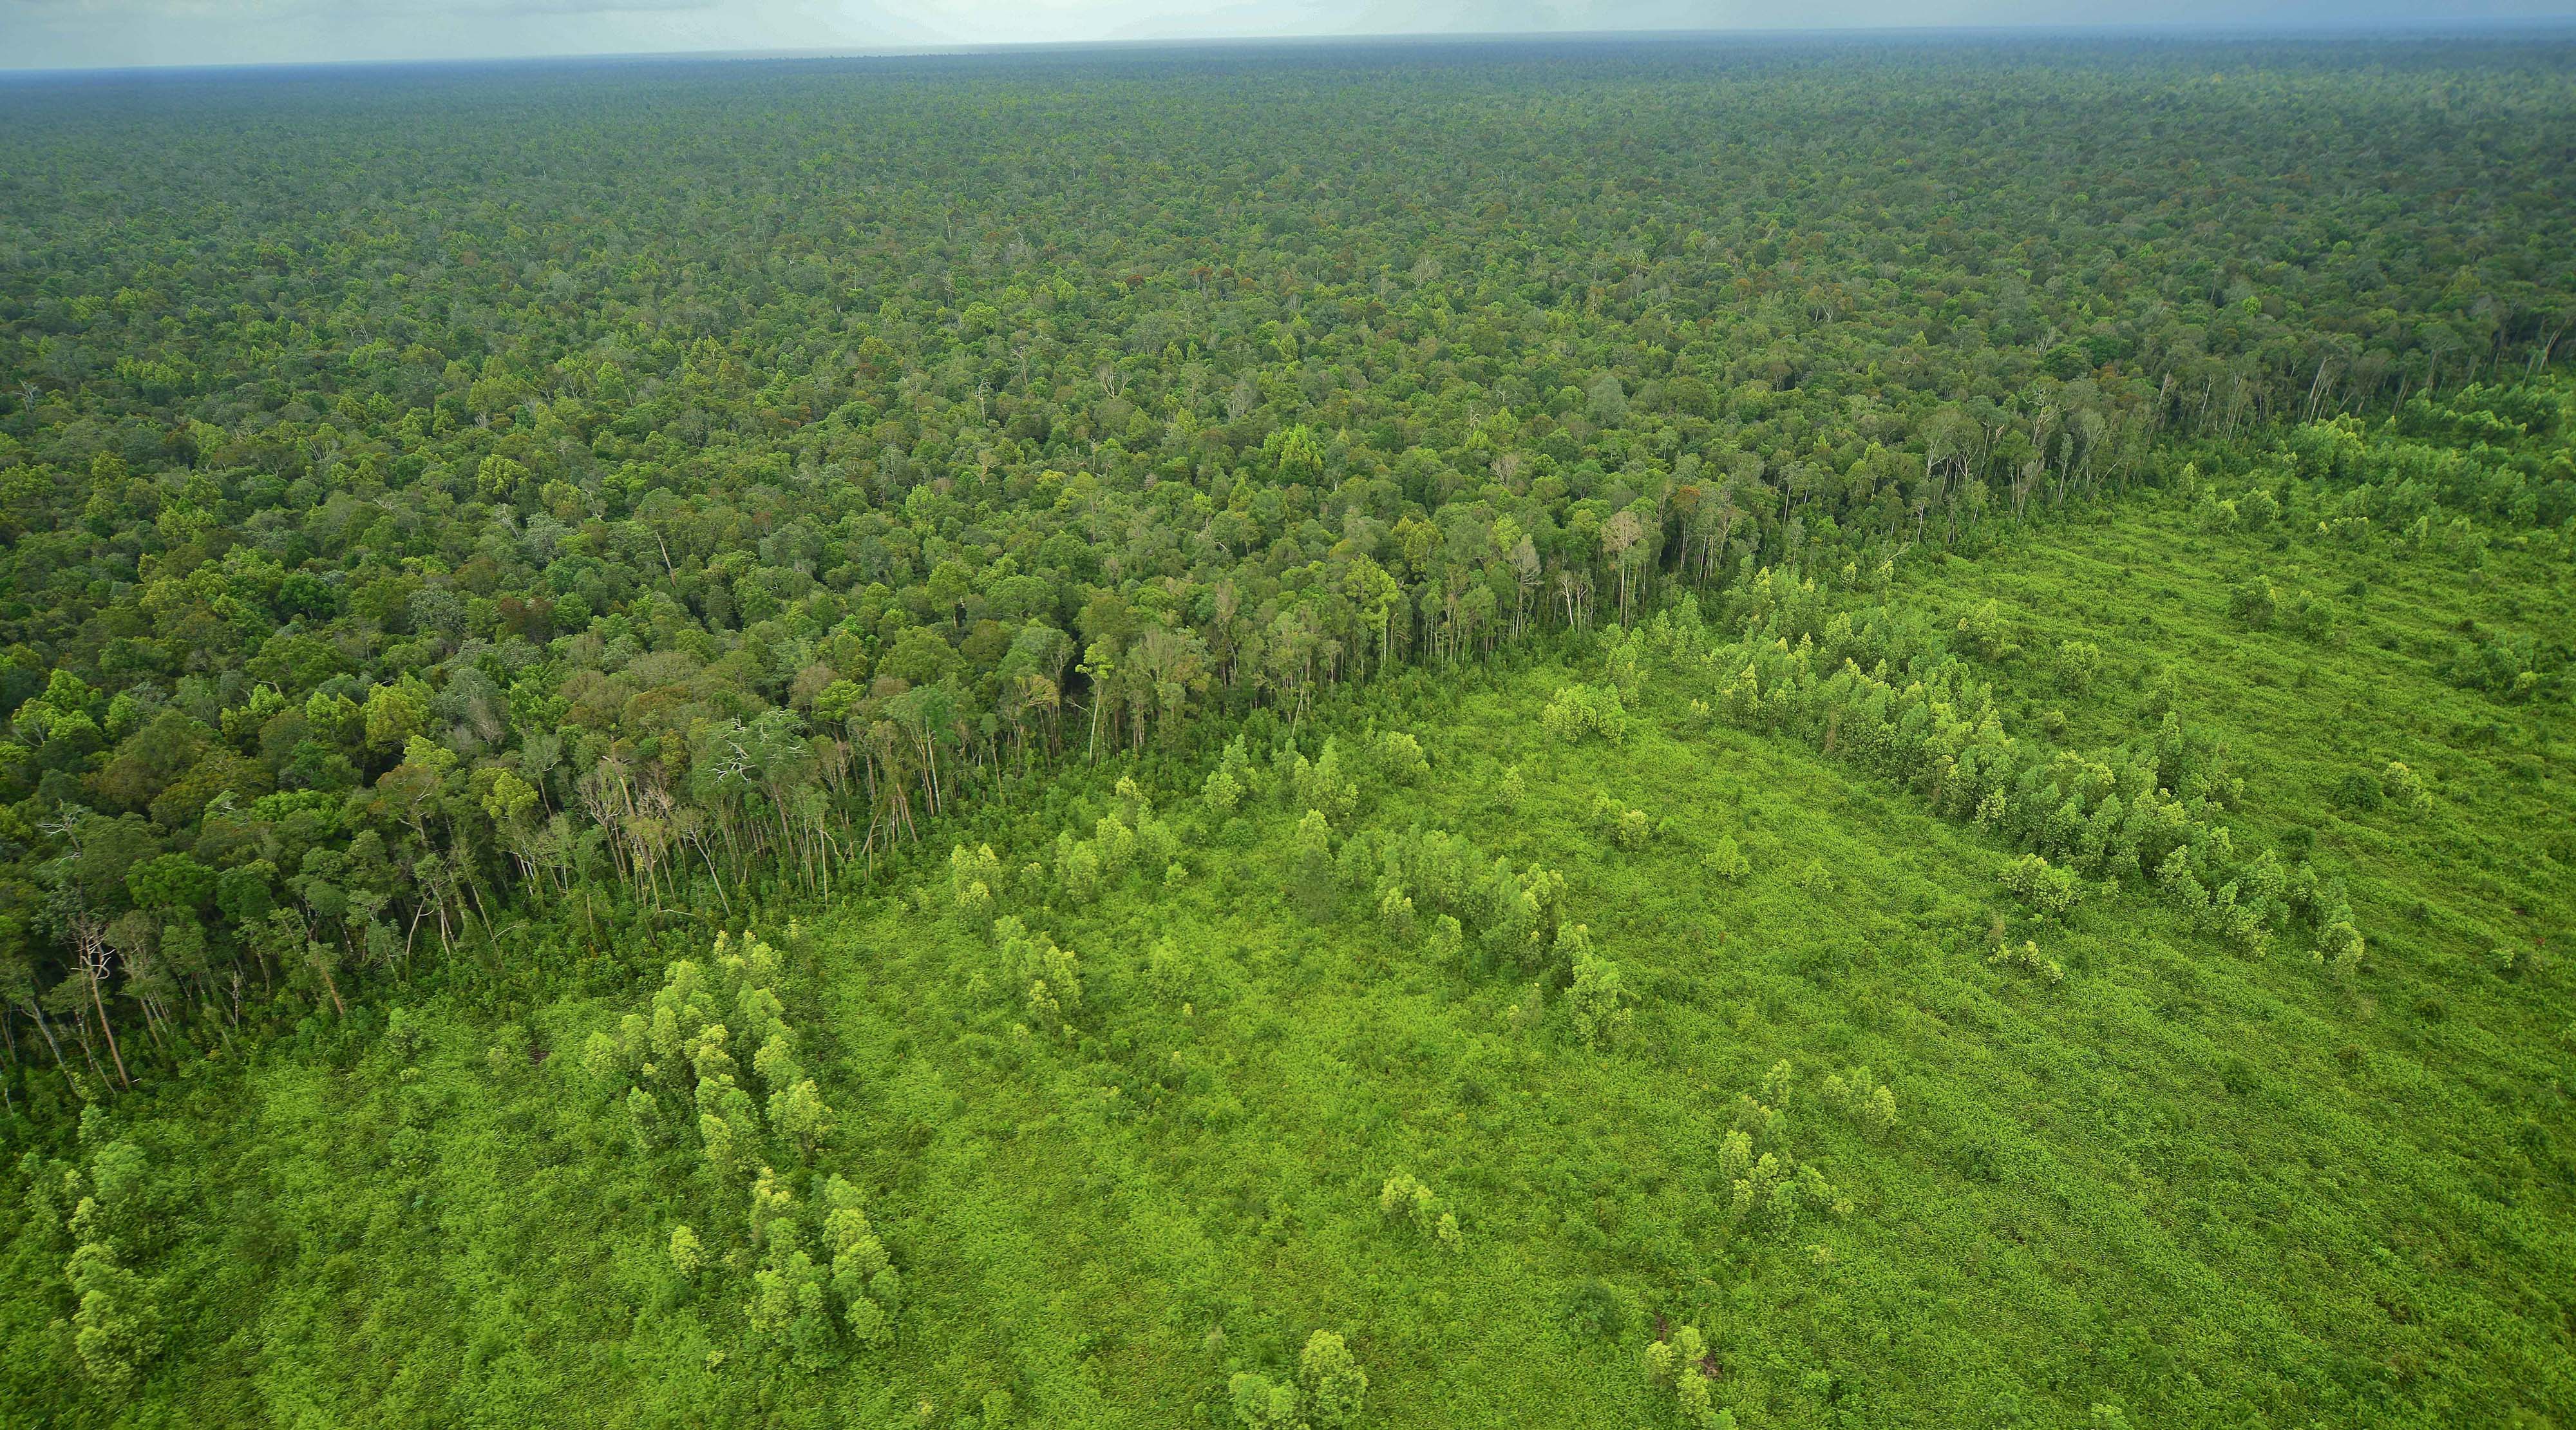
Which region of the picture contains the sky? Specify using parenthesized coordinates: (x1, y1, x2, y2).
(1, 0, 2568, 73)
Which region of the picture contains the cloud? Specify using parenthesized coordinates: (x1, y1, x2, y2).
(2, 0, 938, 68)
(6, 0, 726, 13)
(3, 0, 2568, 70)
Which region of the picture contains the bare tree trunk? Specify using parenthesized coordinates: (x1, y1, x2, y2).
(28, 1002, 70, 1080)
(316, 958, 347, 1018)
(76, 928, 131, 1089)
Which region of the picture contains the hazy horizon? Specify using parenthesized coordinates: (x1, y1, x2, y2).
(5, 1, 2571, 75)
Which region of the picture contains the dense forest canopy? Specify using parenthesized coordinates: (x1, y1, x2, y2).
(0, 32, 2571, 1429)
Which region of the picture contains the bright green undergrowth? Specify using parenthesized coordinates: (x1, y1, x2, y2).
(7, 465, 2569, 1429)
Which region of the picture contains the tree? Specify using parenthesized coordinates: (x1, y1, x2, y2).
(2002, 853, 2082, 919)
(1378, 883, 1416, 942)
(668, 1224, 703, 1279)
(950, 843, 1003, 922)
(66, 1237, 158, 1394)
(1540, 684, 1625, 744)
(1379, 1172, 1461, 1249)
(1566, 937, 1633, 1049)
(766, 1078, 831, 1159)
(1645, 1322, 1731, 1427)
(821, 1176, 898, 1344)
(1705, 837, 1750, 882)
(1375, 730, 1428, 785)
(1602, 506, 1649, 625)
(1290, 810, 1334, 921)
(1228, 1373, 1301, 1429)
(1298, 1330, 1368, 1428)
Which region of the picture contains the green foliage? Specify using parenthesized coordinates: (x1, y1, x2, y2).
(1540, 684, 1628, 745)
(1298, 1330, 1368, 1429)
(1377, 883, 1417, 943)
(1379, 1172, 1463, 1251)
(767, 1077, 832, 1157)
(1591, 794, 1656, 851)
(1290, 809, 1337, 921)
(1288, 740, 1361, 825)
(1228, 1372, 1303, 1429)
(1956, 599, 2020, 662)
(1820, 1066, 1900, 1134)
(1203, 766, 1244, 815)
(1703, 837, 1750, 883)
(4, 571, 2573, 1424)
(65, 1236, 158, 1394)
(1643, 1323, 1733, 1429)
(951, 843, 1005, 922)
(2227, 576, 2280, 629)
(744, 1234, 832, 1368)
(2001, 853, 2083, 919)
(1721, 1077, 1850, 1239)
(821, 1175, 900, 1344)
(1376, 730, 1430, 785)
(1991, 939, 2065, 985)
(2055, 639, 2106, 694)
(1426, 913, 1466, 966)
(1564, 929, 1633, 1049)
(0, 35, 2572, 1430)
(1146, 935, 1195, 1004)
(992, 916, 1083, 1029)
(2381, 759, 2429, 808)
